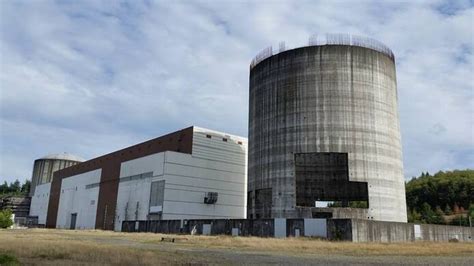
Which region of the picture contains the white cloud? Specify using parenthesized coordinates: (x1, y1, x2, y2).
(0, 0, 472, 183)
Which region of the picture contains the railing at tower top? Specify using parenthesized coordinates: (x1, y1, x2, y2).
(250, 33, 395, 70)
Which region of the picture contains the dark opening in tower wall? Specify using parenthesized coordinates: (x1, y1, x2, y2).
(294, 152, 369, 208)
(254, 188, 272, 218)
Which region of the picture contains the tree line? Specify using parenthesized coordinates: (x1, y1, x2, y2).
(0, 179, 30, 197)
(406, 169, 473, 226)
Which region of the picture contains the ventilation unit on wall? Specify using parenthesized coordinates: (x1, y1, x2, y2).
(204, 192, 218, 204)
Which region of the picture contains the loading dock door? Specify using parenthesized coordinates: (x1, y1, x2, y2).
(70, 213, 77, 230)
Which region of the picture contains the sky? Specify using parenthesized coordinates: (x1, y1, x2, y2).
(0, 0, 473, 183)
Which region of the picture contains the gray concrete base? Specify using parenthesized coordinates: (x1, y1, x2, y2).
(122, 218, 473, 242)
(330, 219, 473, 242)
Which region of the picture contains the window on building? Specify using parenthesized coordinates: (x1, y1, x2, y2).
(149, 180, 165, 213)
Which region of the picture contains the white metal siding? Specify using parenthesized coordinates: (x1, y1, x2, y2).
(192, 127, 247, 165)
(115, 150, 247, 230)
(162, 151, 246, 219)
(56, 169, 101, 229)
(29, 183, 51, 225)
(113, 127, 248, 231)
(114, 153, 165, 231)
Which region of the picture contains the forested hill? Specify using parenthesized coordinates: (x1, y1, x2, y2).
(406, 169, 473, 225)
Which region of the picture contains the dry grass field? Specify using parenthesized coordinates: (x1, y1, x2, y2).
(0, 229, 473, 265)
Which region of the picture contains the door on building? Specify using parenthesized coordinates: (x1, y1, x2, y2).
(70, 213, 77, 230)
(202, 224, 211, 235)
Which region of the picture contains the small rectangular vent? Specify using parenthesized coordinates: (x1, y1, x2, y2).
(204, 192, 218, 204)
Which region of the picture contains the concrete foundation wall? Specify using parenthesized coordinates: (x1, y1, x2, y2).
(350, 219, 413, 242)
(123, 218, 473, 243)
(346, 219, 473, 242)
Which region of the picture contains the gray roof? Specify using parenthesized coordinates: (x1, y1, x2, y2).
(39, 153, 85, 162)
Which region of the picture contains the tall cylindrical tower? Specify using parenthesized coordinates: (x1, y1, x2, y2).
(248, 35, 407, 222)
(29, 153, 84, 196)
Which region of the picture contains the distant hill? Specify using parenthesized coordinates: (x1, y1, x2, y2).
(405, 169, 473, 225)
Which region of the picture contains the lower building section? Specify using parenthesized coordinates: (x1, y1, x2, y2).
(113, 151, 246, 231)
(56, 169, 101, 229)
(29, 183, 51, 225)
(121, 218, 473, 242)
(121, 218, 327, 238)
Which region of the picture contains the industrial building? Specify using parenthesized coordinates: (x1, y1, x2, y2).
(247, 34, 407, 222)
(29, 126, 247, 230)
(24, 34, 472, 242)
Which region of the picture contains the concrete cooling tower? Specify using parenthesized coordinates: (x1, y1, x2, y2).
(247, 34, 407, 222)
(29, 153, 84, 197)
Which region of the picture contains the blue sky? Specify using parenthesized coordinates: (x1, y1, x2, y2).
(0, 0, 473, 183)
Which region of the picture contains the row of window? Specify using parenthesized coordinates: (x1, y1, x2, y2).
(205, 134, 243, 145)
(120, 172, 153, 183)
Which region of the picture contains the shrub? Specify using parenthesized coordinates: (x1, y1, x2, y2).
(0, 209, 14, 228)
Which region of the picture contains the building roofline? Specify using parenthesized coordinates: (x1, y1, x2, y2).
(192, 126, 248, 142)
(250, 33, 394, 70)
(38, 153, 85, 162)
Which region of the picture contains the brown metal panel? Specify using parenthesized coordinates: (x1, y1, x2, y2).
(46, 126, 194, 229)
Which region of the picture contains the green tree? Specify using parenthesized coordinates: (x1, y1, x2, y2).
(444, 204, 452, 215)
(10, 179, 21, 194)
(0, 179, 31, 197)
(0, 209, 13, 228)
(20, 180, 30, 195)
(420, 202, 443, 224)
(450, 216, 469, 226)
(406, 169, 473, 216)
(469, 204, 474, 220)
(407, 208, 422, 223)
(0, 181, 7, 194)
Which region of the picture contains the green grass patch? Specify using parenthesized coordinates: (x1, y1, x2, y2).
(0, 253, 19, 265)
